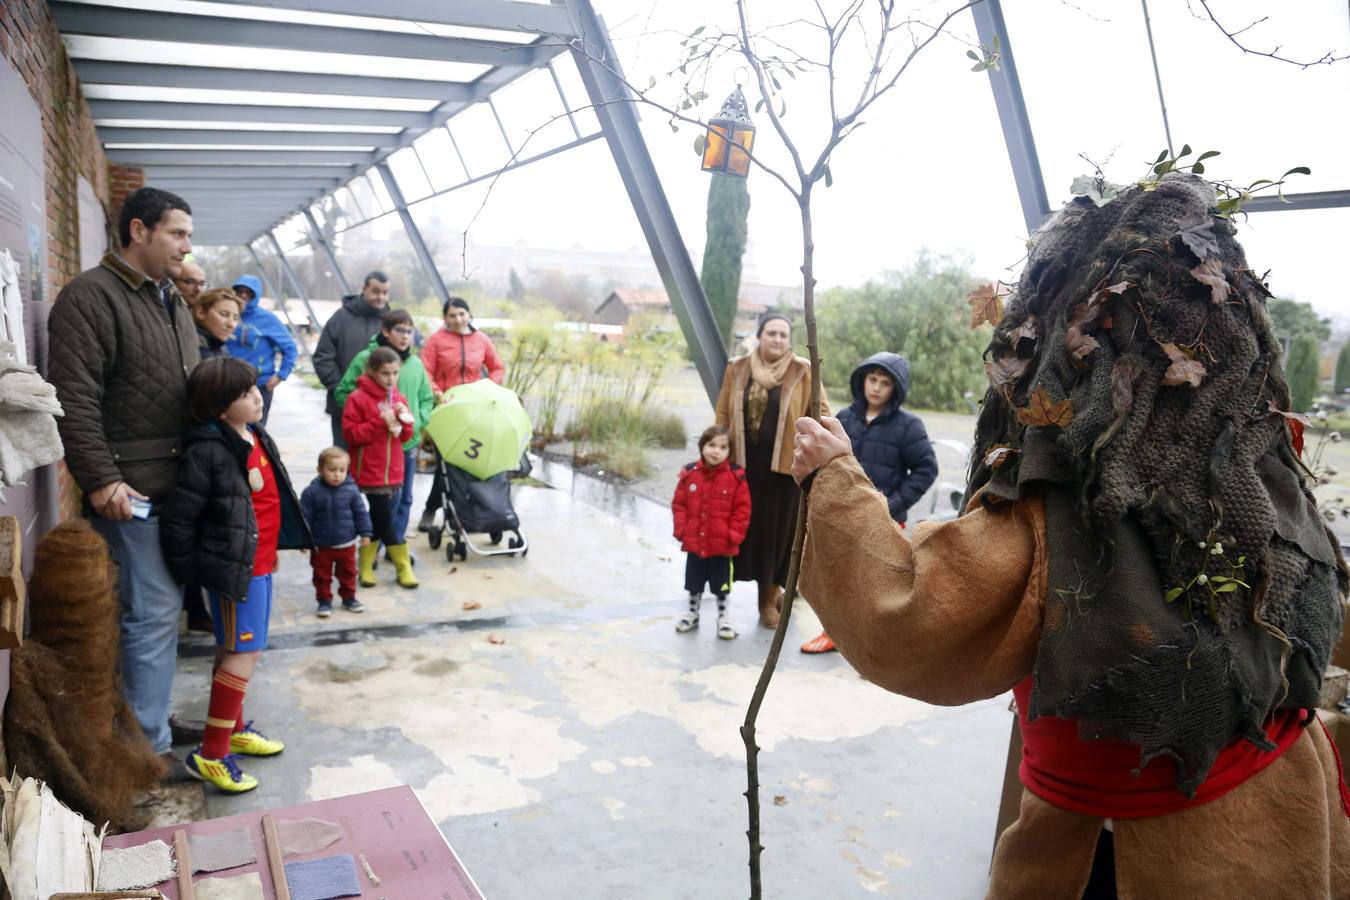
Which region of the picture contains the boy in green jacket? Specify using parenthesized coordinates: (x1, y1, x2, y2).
(334, 309, 435, 553)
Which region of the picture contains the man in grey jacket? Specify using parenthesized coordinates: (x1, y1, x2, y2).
(312, 271, 389, 447)
(48, 187, 201, 773)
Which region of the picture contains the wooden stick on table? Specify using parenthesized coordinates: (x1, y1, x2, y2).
(262, 814, 291, 900)
(173, 829, 195, 900)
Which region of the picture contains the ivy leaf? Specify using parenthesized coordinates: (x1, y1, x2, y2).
(968, 283, 1005, 329)
(1069, 174, 1123, 207)
(1015, 386, 1074, 429)
(983, 445, 1017, 469)
(1066, 326, 1100, 368)
(1161, 343, 1207, 388)
(985, 355, 1028, 388)
(1190, 258, 1231, 305)
(1176, 220, 1220, 261)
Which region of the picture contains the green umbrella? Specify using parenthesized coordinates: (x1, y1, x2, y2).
(425, 380, 532, 480)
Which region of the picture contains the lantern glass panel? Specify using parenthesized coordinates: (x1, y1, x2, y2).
(726, 124, 754, 177)
(701, 124, 731, 172)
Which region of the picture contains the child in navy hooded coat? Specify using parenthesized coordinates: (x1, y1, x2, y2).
(801, 352, 938, 654)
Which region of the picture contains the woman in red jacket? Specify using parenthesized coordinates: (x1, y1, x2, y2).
(672, 426, 751, 640)
(342, 347, 416, 590)
(418, 297, 506, 535)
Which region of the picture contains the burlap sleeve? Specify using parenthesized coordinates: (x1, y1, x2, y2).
(801, 455, 1046, 706)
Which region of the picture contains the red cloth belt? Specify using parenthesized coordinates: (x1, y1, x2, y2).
(1013, 677, 1307, 819)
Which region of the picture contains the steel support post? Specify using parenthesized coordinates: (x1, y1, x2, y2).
(560, 0, 728, 405)
(303, 207, 353, 296)
(971, 0, 1051, 235)
(375, 162, 451, 308)
(265, 233, 325, 357)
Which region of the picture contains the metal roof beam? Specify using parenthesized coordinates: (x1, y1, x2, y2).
(152, 177, 345, 189)
(52, 2, 554, 67)
(1244, 190, 1350, 213)
(234, 0, 576, 35)
(143, 165, 359, 179)
(89, 99, 423, 128)
(107, 149, 375, 165)
(98, 127, 397, 148)
(74, 60, 475, 102)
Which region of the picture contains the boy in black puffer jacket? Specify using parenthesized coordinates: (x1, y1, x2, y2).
(801, 351, 937, 654)
(161, 358, 311, 793)
(300, 447, 373, 618)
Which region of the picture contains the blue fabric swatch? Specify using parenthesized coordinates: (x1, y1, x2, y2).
(283, 853, 361, 900)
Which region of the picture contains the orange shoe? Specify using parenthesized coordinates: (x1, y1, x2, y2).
(801, 632, 837, 654)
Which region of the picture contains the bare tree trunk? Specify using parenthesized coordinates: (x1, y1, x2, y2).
(740, 187, 820, 900)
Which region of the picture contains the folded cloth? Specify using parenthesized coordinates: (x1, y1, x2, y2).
(188, 825, 256, 873)
(195, 870, 265, 900)
(0, 340, 62, 496)
(283, 853, 361, 900)
(276, 817, 344, 857)
(96, 839, 175, 890)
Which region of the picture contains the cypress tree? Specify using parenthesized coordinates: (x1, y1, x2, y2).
(1287, 334, 1321, 412)
(700, 173, 751, 349)
(1335, 341, 1350, 395)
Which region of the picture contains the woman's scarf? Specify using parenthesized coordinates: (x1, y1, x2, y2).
(746, 345, 792, 438)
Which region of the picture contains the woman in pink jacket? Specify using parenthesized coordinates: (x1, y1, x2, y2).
(417, 297, 507, 533)
(422, 298, 504, 394)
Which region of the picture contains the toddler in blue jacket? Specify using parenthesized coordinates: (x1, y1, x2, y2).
(300, 447, 373, 618)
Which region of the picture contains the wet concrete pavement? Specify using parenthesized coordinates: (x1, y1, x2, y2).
(169, 379, 1010, 898)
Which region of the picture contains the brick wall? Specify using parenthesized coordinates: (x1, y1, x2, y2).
(109, 163, 146, 226)
(2, 0, 116, 522)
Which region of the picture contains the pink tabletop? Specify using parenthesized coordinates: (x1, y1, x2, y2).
(103, 785, 483, 899)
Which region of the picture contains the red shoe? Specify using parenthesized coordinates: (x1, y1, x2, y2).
(800, 632, 837, 654)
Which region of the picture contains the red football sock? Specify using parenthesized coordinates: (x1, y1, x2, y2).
(236, 706, 246, 734)
(202, 668, 249, 760)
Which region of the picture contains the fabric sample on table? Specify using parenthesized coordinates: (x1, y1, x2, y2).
(276, 816, 345, 857)
(189, 825, 257, 873)
(195, 870, 266, 900)
(96, 839, 176, 890)
(284, 853, 362, 900)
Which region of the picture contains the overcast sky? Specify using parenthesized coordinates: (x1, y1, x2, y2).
(434, 0, 1350, 321)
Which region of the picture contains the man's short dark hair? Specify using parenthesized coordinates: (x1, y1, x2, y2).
(367, 346, 400, 371)
(363, 271, 389, 287)
(187, 357, 258, 424)
(381, 309, 413, 331)
(118, 187, 191, 247)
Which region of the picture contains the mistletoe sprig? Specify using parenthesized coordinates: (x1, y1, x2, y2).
(1164, 537, 1249, 621)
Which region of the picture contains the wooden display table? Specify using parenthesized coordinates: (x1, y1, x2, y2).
(102, 785, 483, 899)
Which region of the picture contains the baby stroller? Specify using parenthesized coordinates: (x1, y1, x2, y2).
(422, 380, 532, 562)
(426, 457, 528, 561)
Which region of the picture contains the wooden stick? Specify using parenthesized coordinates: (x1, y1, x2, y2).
(261, 814, 290, 900)
(173, 829, 194, 900)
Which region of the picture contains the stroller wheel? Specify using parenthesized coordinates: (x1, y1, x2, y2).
(489, 531, 503, 546)
(445, 542, 456, 562)
(456, 540, 469, 562)
(427, 528, 442, 550)
(508, 536, 523, 550)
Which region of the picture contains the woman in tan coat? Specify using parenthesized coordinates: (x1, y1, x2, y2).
(715, 314, 826, 628)
(792, 174, 1350, 898)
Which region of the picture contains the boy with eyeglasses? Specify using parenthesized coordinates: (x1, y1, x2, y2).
(334, 308, 434, 555)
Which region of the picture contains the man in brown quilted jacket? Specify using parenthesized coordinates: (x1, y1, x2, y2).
(48, 187, 201, 773)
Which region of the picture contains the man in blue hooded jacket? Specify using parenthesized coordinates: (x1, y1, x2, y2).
(226, 273, 297, 424)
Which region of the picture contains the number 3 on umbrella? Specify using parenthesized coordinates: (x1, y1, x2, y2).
(465, 438, 483, 460)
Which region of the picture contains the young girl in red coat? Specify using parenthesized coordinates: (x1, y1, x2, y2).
(342, 347, 417, 590)
(672, 425, 751, 639)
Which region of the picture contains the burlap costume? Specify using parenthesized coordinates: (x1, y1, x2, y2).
(966, 173, 1346, 795)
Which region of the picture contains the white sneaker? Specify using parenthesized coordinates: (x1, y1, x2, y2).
(675, 612, 699, 633)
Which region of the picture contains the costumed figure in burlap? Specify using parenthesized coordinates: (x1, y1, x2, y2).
(793, 172, 1350, 898)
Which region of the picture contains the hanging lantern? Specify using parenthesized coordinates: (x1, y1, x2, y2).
(701, 85, 755, 178)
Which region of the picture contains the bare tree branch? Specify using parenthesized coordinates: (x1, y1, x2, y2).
(737, 0, 810, 183)
(1197, 0, 1348, 67)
